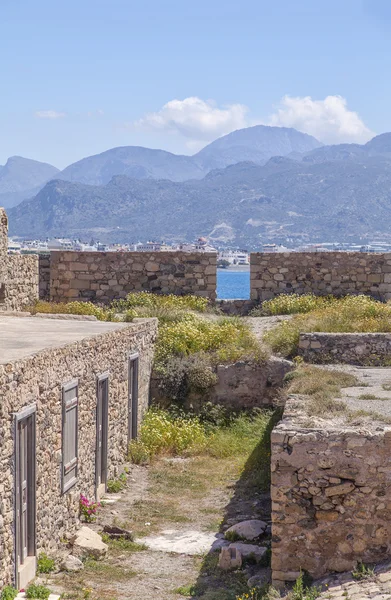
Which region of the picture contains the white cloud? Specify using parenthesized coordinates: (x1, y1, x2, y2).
(35, 110, 66, 120)
(135, 97, 249, 141)
(268, 95, 374, 144)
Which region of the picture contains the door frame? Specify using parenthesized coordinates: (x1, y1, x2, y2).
(128, 352, 139, 444)
(14, 403, 37, 588)
(95, 372, 109, 499)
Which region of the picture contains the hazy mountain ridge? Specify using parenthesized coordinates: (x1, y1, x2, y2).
(0, 156, 60, 208)
(9, 149, 391, 246)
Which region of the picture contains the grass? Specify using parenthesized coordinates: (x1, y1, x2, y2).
(358, 393, 382, 400)
(106, 473, 127, 494)
(352, 562, 375, 580)
(37, 552, 56, 574)
(286, 365, 358, 417)
(128, 407, 274, 465)
(263, 295, 391, 357)
(100, 534, 147, 553)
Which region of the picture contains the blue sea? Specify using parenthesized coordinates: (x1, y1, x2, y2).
(217, 268, 250, 300)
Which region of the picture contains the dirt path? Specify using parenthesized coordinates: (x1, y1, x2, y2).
(46, 430, 273, 600)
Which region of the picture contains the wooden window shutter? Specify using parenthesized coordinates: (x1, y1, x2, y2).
(62, 380, 79, 494)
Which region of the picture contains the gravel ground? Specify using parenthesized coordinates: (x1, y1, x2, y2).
(246, 315, 292, 342)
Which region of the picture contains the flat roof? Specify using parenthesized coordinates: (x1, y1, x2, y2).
(0, 316, 129, 365)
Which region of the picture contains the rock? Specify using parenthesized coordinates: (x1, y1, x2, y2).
(224, 519, 267, 541)
(61, 555, 84, 572)
(325, 482, 355, 497)
(247, 567, 272, 588)
(103, 524, 133, 540)
(228, 542, 268, 563)
(71, 526, 108, 560)
(218, 546, 242, 570)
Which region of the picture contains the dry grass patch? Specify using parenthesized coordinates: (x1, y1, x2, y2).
(287, 365, 358, 417)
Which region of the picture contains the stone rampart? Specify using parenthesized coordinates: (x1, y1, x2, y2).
(38, 253, 51, 300)
(271, 397, 391, 587)
(299, 332, 391, 365)
(3, 254, 39, 311)
(250, 252, 391, 302)
(50, 251, 217, 303)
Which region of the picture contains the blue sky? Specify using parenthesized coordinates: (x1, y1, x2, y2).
(1, 0, 391, 168)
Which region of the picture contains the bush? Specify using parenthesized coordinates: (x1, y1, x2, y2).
(107, 472, 127, 493)
(0, 587, 18, 600)
(264, 295, 391, 357)
(156, 315, 266, 365)
(154, 354, 218, 403)
(128, 408, 207, 462)
(28, 300, 115, 321)
(25, 584, 51, 600)
(255, 293, 336, 316)
(37, 552, 55, 574)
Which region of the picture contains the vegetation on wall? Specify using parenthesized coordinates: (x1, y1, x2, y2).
(263, 294, 391, 357)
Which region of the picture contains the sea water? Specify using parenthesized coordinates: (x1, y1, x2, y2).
(216, 268, 250, 300)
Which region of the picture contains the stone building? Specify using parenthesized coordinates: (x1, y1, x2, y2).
(0, 314, 157, 589)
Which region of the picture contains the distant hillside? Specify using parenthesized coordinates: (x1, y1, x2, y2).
(0, 156, 59, 208)
(193, 125, 322, 169)
(56, 125, 323, 185)
(9, 153, 391, 246)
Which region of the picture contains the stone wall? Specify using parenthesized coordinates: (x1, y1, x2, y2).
(215, 299, 256, 316)
(0, 208, 8, 299)
(50, 251, 217, 303)
(151, 357, 293, 411)
(0, 318, 157, 588)
(250, 252, 391, 302)
(271, 396, 391, 587)
(3, 254, 39, 311)
(38, 253, 51, 300)
(299, 332, 391, 365)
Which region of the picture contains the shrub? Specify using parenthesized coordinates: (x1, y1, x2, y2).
(154, 353, 218, 403)
(292, 572, 321, 600)
(156, 315, 266, 365)
(352, 562, 375, 580)
(25, 584, 51, 600)
(128, 408, 207, 461)
(0, 587, 18, 600)
(107, 472, 127, 493)
(28, 300, 115, 322)
(79, 495, 100, 522)
(255, 293, 336, 316)
(37, 552, 55, 574)
(264, 295, 391, 357)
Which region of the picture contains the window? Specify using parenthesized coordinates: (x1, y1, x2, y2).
(62, 380, 79, 493)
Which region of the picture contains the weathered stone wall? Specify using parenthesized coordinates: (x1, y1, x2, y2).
(250, 252, 391, 302)
(38, 253, 51, 300)
(50, 251, 217, 303)
(2, 254, 39, 311)
(0, 208, 8, 298)
(0, 318, 157, 588)
(271, 397, 391, 587)
(151, 357, 293, 411)
(299, 332, 391, 365)
(215, 299, 256, 316)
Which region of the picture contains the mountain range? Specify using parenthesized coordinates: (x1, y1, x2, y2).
(6, 126, 391, 246)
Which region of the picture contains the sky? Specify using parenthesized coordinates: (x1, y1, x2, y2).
(1, 0, 391, 169)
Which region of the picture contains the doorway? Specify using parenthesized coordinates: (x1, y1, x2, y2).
(128, 353, 139, 444)
(15, 405, 36, 589)
(96, 373, 109, 500)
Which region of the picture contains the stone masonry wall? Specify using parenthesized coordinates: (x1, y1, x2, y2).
(0, 318, 157, 588)
(3, 254, 39, 311)
(0, 208, 8, 299)
(50, 251, 217, 303)
(250, 252, 391, 302)
(38, 253, 51, 300)
(298, 332, 391, 365)
(271, 397, 391, 587)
